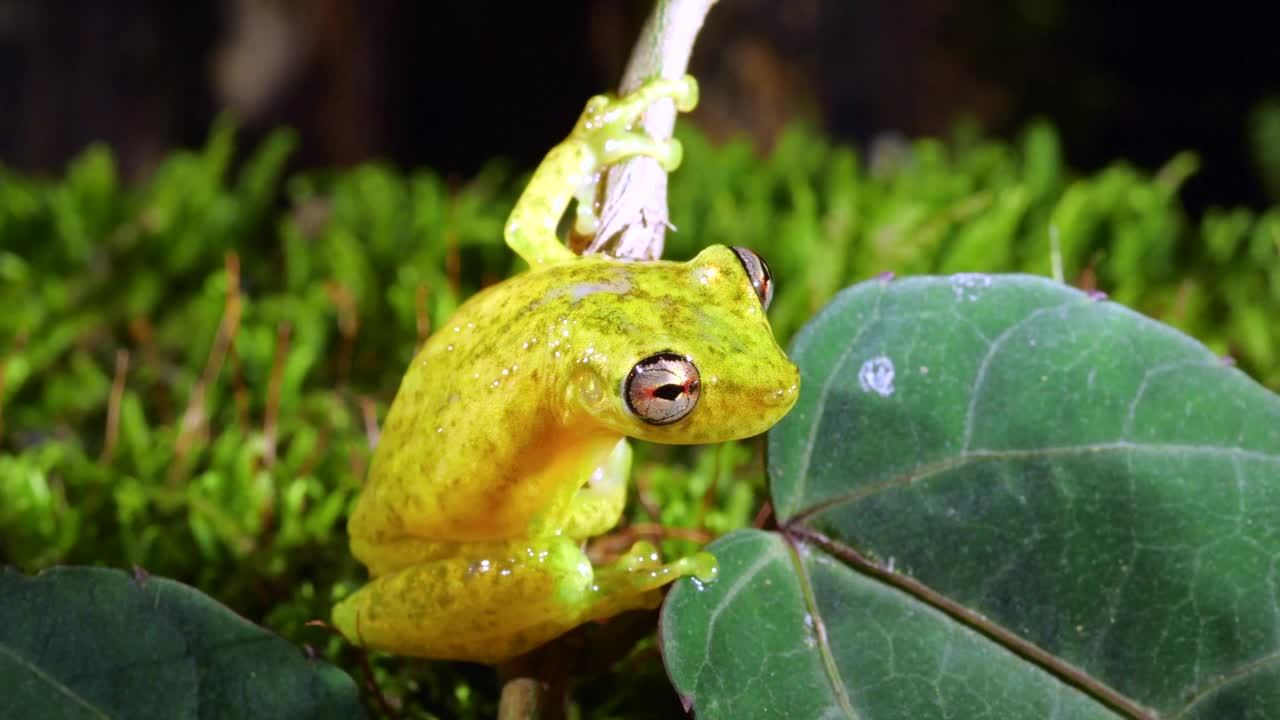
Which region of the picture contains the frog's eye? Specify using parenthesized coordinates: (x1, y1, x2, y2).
(624, 352, 701, 425)
(731, 246, 774, 311)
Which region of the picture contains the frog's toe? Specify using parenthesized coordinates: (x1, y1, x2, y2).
(592, 75, 700, 133)
(672, 75, 699, 113)
(634, 75, 698, 116)
(655, 137, 683, 172)
(583, 94, 611, 116)
(624, 540, 661, 561)
(594, 134, 682, 171)
(331, 592, 363, 646)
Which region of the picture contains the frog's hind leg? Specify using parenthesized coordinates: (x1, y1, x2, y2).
(503, 75, 699, 266)
(332, 537, 596, 663)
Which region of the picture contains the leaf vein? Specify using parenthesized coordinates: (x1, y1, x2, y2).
(961, 301, 1075, 452)
(789, 287, 886, 518)
(694, 537, 789, 694)
(0, 643, 113, 719)
(792, 441, 1280, 522)
(1169, 649, 1280, 718)
(784, 534, 860, 720)
(1122, 360, 1217, 437)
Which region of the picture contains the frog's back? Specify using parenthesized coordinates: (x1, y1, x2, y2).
(347, 261, 631, 549)
(347, 247, 799, 556)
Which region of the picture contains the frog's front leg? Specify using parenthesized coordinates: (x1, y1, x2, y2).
(562, 438, 632, 539)
(583, 540, 717, 621)
(504, 75, 699, 267)
(507, 540, 717, 659)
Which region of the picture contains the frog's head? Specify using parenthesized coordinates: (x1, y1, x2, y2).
(568, 245, 800, 445)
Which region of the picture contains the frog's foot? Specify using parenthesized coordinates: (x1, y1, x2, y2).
(480, 541, 719, 661)
(569, 77, 697, 238)
(582, 540, 718, 622)
(572, 76, 698, 221)
(573, 75, 699, 166)
(505, 75, 699, 266)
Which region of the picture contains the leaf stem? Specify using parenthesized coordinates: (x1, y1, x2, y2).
(786, 524, 1156, 720)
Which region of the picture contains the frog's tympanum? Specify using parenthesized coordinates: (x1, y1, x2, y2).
(332, 76, 799, 663)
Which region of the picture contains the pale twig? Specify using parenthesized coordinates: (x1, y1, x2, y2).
(324, 281, 359, 388)
(498, 5, 717, 717)
(587, 522, 716, 563)
(228, 343, 251, 432)
(262, 322, 291, 468)
(358, 395, 380, 450)
(305, 620, 400, 720)
(169, 252, 243, 485)
(101, 349, 130, 463)
(588, 0, 718, 261)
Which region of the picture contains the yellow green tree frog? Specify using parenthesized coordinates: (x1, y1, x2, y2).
(332, 76, 799, 664)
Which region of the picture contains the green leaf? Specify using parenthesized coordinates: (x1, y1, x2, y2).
(663, 274, 1280, 719)
(0, 566, 366, 720)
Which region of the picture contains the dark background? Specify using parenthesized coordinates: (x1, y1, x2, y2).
(1, 0, 1277, 213)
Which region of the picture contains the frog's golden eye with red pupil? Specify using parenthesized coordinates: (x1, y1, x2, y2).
(731, 246, 773, 311)
(625, 352, 701, 425)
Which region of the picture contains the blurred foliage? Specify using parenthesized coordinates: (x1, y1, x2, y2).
(1252, 97, 1280, 204)
(1, 116, 1278, 717)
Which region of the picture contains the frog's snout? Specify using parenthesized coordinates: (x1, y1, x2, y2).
(765, 361, 802, 411)
(747, 357, 800, 423)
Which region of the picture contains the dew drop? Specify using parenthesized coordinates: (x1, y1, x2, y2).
(858, 355, 896, 397)
(950, 272, 992, 302)
(802, 613, 818, 648)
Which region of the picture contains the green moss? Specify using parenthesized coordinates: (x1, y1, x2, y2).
(2, 118, 1276, 716)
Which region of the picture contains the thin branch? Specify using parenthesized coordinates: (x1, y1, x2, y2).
(101, 349, 130, 463)
(169, 252, 243, 486)
(262, 322, 290, 468)
(306, 620, 399, 720)
(497, 3, 717, 717)
(324, 281, 359, 388)
(587, 0, 718, 261)
(358, 395, 380, 449)
(587, 522, 716, 563)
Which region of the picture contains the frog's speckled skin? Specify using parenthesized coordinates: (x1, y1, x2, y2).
(332, 76, 799, 664)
